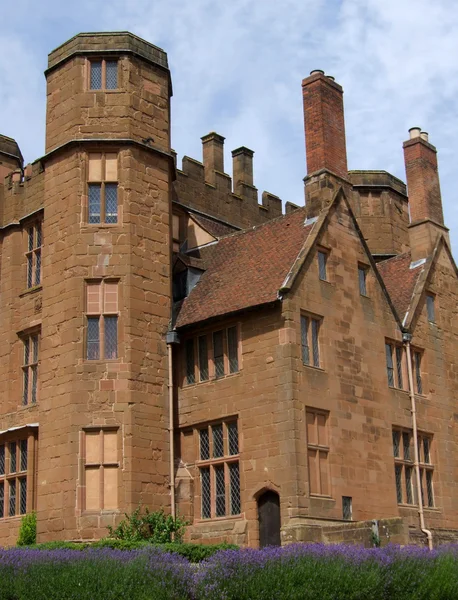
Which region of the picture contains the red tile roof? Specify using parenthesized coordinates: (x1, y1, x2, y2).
(377, 252, 424, 321)
(175, 208, 313, 328)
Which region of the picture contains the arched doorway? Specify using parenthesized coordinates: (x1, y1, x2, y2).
(257, 490, 281, 547)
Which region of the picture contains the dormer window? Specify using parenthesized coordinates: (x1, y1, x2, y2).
(90, 59, 118, 90)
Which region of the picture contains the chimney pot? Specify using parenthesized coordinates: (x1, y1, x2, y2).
(310, 69, 325, 76)
(326, 75, 335, 81)
(409, 127, 421, 139)
(420, 131, 429, 142)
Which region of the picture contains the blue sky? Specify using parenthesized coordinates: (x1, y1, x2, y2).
(1, 0, 457, 255)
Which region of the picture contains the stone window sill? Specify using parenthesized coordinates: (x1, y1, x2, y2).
(19, 285, 42, 298)
(194, 514, 243, 524)
(302, 364, 325, 373)
(310, 494, 334, 501)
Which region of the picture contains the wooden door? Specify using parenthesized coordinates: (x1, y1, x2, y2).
(258, 490, 281, 547)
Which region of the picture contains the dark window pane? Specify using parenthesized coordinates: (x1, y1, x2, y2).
(385, 344, 394, 387)
(395, 464, 403, 503)
(426, 295, 435, 322)
(227, 327, 239, 373)
(27, 254, 33, 288)
(0, 482, 3, 518)
(358, 267, 367, 295)
(423, 438, 431, 464)
(199, 429, 209, 461)
(415, 352, 423, 394)
(395, 347, 403, 389)
(104, 316, 118, 359)
(405, 466, 413, 504)
(318, 251, 327, 280)
(212, 424, 224, 458)
(10, 442, 17, 473)
(105, 61, 118, 89)
(201, 467, 211, 519)
(426, 470, 434, 507)
(198, 336, 209, 382)
(0, 445, 4, 475)
(342, 496, 352, 520)
(301, 316, 310, 365)
(215, 465, 226, 517)
(20, 440, 28, 472)
(31, 366, 38, 404)
(105, 184, 118, 224)
(392, 431, 400, 458)
(28, 228, 34, 252)
(35, 249, 41, 286)
(19, 478, 27, 514)
(311, 319, 320, 367)
(403, 432, 411, 461)
(32, 335, 39, 363)
(90, 61, 102, 89)
(88, 184, 101, 224)
(229, 462, 241, 515)
(228, 422, 239, 456)
(213, 331, 224, 378)
(87, 317, 100, 360)
(36, 223, 42, 248)
(185, 339, 195, 384)
(9, 480, 16, 517)
(23, 368, 29, 406)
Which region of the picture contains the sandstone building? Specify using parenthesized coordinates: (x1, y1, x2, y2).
(0, 32, 457, 548)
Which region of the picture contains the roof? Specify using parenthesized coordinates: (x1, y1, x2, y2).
(175, 207, 313, 328)
(189, 213, 238, 238)
(377, 252, 425, 322)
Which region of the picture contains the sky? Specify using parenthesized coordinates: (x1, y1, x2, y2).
(1, 0, 457, 255)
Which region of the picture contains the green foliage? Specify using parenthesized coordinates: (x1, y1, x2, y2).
(106, 506, 189, 543)
(159, 542, 238, 562)
(17, 512, 37, 546)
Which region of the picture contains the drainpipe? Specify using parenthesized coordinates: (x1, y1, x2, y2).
(166, 330, 180, 519)
(403, 333, 433, 550)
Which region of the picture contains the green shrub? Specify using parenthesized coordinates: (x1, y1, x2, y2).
(158, 542, 238, 562)
(106, 506, 189, 543)
(17, 512, 37, 546)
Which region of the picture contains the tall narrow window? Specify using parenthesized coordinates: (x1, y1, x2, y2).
(393, 428, 433, 506)
(185, 340, 195, 385)
(385, 341, 405, 390)
(385, 343, 394, 387)
(86, 281, 119, 360)
(0, 433, 37, 519)
(414, 351, 423, 394)
(318, 251, 328, 281)
(25, 221, 42, 289)
(198, 336, 209, 382)
(90, 59, 118, 90)
(395, 347, 404, 389)
(301, 315, 321, 368)
(358, 265, 368, 296)
(306, 409, 330, 496)
(197, 421, 240, 519)
(342, 496, 352, 520)
(213, 331, 225, 379)
(227, 326, 239, 373)
(84, 429, 119, 511)
(88, 153, 118, 224)
(418, 433, 434, 508)
(426, 294, 435, 323)
(22, 332, 39, 405)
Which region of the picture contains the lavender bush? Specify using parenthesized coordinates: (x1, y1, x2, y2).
(0, 543, 457, 599)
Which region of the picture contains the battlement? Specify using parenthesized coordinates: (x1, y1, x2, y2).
(174, 132, 287, 229)
(0, 160, 44, 229)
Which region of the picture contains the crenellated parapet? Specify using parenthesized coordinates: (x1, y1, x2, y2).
(174, 132, 285, 229)
(0, 160, 44, 229)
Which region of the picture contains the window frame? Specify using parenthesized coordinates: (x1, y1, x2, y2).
(81, 427, 120, 513)
(0, 431, 37, 519)
(88, 58, 119, 91)
(306, 408, 330, 497)
(392, 428, 434, 508)
(196, 420, 241, 520)
(87, 152, 119, 225)
(385, 341, 405, 390)
(85, 280, 120, 361)
(183, 324, 241, 387)
(317, 249, 328, 282)
(21, 330, 40, 406)
(25, 220, 42, 290)
(301, 314, 321, 369)
(426, 293, 435, 323)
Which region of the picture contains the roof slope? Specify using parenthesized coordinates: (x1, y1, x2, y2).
(189, 213, 239, 238)
(377, 252, 425, 322)
(176, 207, 313, 328)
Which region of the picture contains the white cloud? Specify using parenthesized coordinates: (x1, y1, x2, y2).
(1, 0, 457, 254)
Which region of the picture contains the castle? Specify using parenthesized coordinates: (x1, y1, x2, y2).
(0, 32, 457, 548)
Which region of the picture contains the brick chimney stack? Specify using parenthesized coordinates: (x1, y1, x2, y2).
(302, 70, 348, 179)
(201, 132, 225, 186)
(403, 128, 450, 259)
(302, 71, 350, 217)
